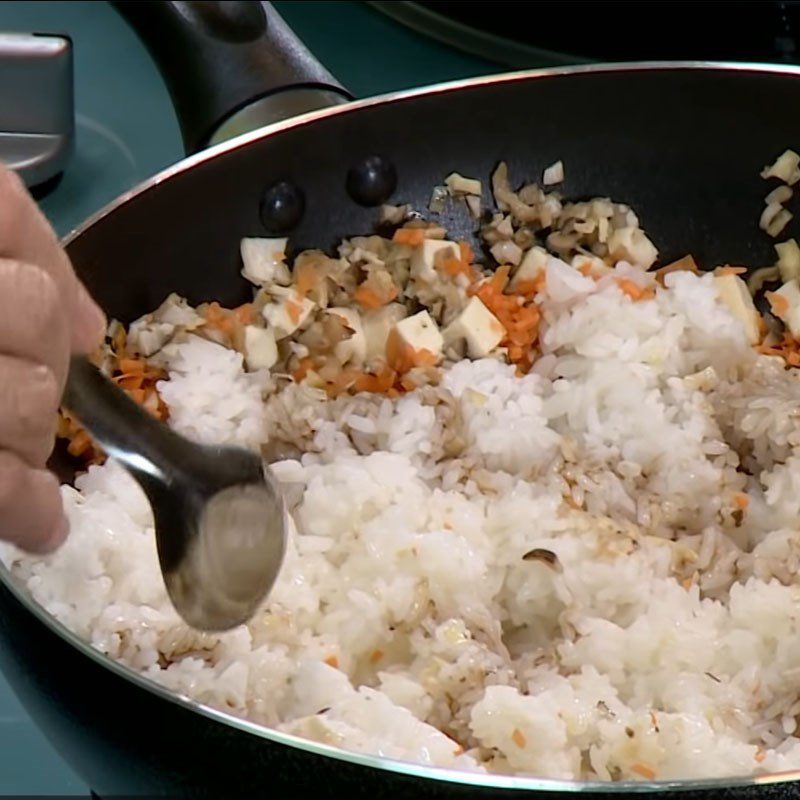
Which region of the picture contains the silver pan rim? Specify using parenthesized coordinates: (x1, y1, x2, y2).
(6, 60, 800, 792)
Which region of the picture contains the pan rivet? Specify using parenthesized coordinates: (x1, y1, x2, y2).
(260, 180, 305, 233)
(346, 155, 397, 207)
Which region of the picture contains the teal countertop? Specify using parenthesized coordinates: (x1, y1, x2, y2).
(0, 2, 502, 795)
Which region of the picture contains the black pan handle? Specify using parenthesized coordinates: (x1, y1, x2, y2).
(112, 1, 352, 154)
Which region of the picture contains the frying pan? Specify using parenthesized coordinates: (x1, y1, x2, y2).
(0, 2, 798, 798)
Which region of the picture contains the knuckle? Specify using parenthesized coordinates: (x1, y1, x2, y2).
(0, 260, 63, 335)
(0, 361, 60, 465)
(16, 365, 60, 434)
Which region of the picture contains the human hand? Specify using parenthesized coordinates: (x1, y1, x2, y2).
(0, 165, 106, 553)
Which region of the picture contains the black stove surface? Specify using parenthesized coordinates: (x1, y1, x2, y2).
(375, 1, 800, 66)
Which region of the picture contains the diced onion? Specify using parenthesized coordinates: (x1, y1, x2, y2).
(761, 149, 800, 185)
(542, 160, 565, 186)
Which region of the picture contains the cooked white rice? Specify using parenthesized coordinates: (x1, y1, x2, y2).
(5, 256, 800, 782)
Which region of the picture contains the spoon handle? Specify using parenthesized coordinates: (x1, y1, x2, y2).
(62, 355, 180, 483)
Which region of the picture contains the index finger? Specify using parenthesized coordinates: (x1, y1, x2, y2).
(0, 165, 105, 353)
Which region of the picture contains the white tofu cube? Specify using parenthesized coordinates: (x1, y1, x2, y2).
(509, 246, 548, 290)
(395, 310, 444, 357)
(771, 279, 800, 339)
(410, 240, 460, 282)
(443, 296, 506, 358)
(362, 303, 408, 362)
(326, 307, 367, 365)
(607, 227, 658, 269)
(261, 287, 315, 339)
(243, 325, 278, 370)
(240, 237, 291, 286)
(714, 274, 761, 345)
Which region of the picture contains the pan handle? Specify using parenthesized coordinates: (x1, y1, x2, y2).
(112, 1, 352, 154)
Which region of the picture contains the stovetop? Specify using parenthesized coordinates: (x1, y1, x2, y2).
(0, 1, 500, 795)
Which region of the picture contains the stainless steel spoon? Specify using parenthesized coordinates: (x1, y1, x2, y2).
(62, 356, 287, 632)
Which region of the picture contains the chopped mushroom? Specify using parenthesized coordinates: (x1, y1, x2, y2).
(326, 307, 367, 366)
(766, 185, 794, 205)
(607, 227, 658, 269)
(761, 149, 800, 185)
(262, 287, 316, 339)
(522, 548, 562, 572)
(128, 319, 174, 357)
(465, 195, 482, 220)
(241, 237, 292, 286)
(362, 303, 408, 363)
(542, 160, 564, 186)
(509, 246, 547, 290)
(445, 172, 482, 196)
(243, 325, 278, 370)
(410, 239, 460, 282)
(714, 274, 761, 344)
(776, 239, 800, 283)
(153, 293, 203, 329)
(768, 279, 800, 338)
(490, 240, 523, 266)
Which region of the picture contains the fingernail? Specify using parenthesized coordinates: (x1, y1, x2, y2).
(73, 282, 107, 353)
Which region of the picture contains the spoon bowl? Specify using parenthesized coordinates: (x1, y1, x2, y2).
(62, 355, 287, 631)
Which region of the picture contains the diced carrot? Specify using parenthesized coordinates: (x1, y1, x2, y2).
(766, 291, 790, 318)
(400, 375, 418, 391)
(513, 279, 539, 296)
(511, 728, 527, 748)
(324, 655, 339, 669)
(386, 328, 414, 374)
(127, 388, 146, 404)
(715, 265, 747, 276)
(295, 264, 314, 297)
(112, 326, 127, 356)
(507, 344, 525, 362)
(734, 493, 749, 510)
(617, 278, 646, 300)
(117, 374, 144, 391)
(442, 257, 474, 279)
(630, 763, 656, 781)
(490, 265, 511, 293)
(233, 303, 254, 324)
(354, 285, 385, 310)
(286, 300, 302, 325)
(411, 348, 438, 367)
(292, 357, 315, 382)
(392, 227, 426, 247)
(369, 649, 384, 663)
(654, 255, 700, 284)
(458, 241, 474, 265)
(67, 430, 92, 457)
(755, 749, 766, 764)
(118, 358, 145, 374)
